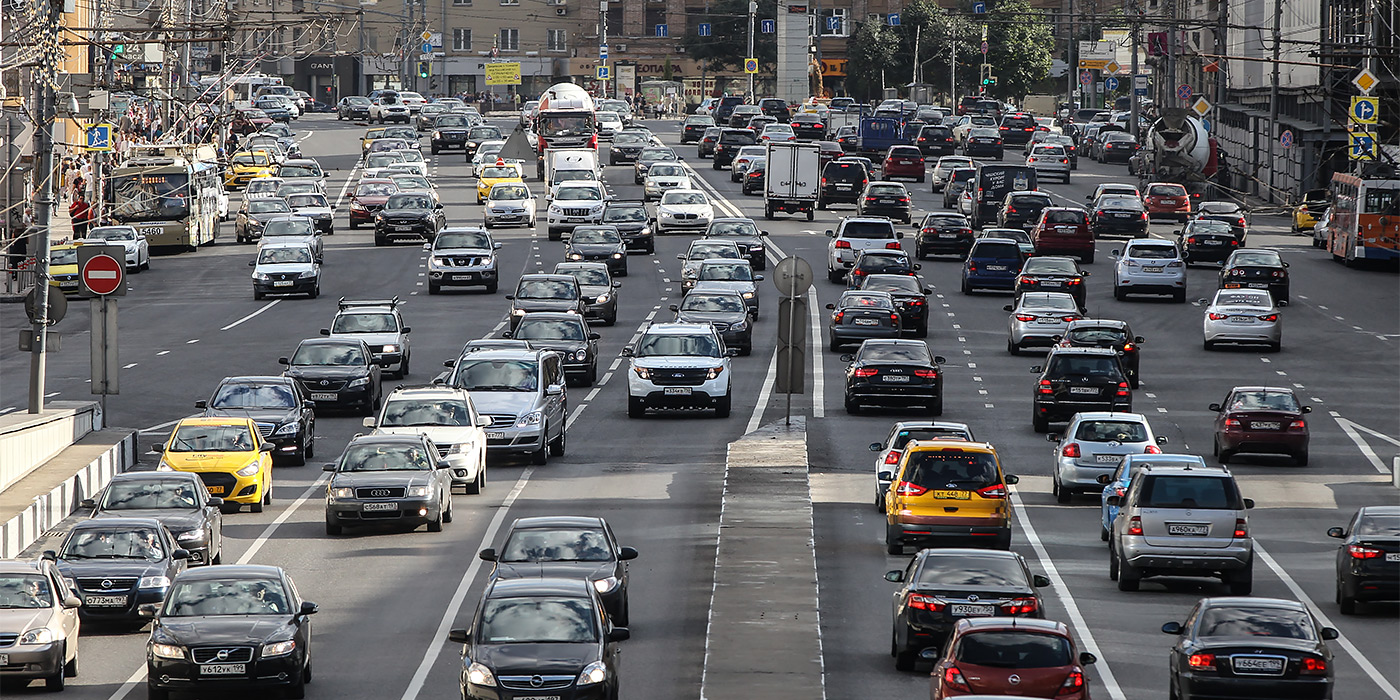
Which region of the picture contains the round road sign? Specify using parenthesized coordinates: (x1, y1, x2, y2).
(81, 254, 124, 295)
(1280, 129, 1294, 148)
(773, 256, 813, 298)
(1176, 83, 1192, 101)
(23, 285, 66, 325)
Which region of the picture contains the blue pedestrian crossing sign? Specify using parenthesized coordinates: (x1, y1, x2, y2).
(761, 19, 775, 33)
(887, 12, 900, 25)
(1350, 132, 1376, 160)
(1350, 96, 1378, 125)
(698, 23, 711, 36)
(655, 24, 668, 37)
(597, 65, 611, 81)
(84, 123, 113, 152)
(1103, 77, 1119, 91)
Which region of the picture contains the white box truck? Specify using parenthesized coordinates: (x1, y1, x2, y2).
(764, 141, 820, 221)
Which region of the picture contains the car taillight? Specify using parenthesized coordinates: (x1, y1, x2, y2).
(1271, 270, 1286, 278)
(1019, 276, 1034, 285)
(1067, 278, 1081, 285)
(834, 240, 851, 249)
(943, 666, 971, 692)
(1145, 444, 1162, 454)
(1258, 314, 1278, 322)
(1063, 315, 1080, 322)
(1234, 518, 1248, 538)
(1140, 212, 1148, 220)
(853, 367, 879, 377)
(1301, 657, 1328, 675)
(884, 450, 902, 465)
(896, 482, 928, 496)
(886, 242, 903, 250)
(1016, 314, 1037, 322)
(1116, 382, 1130, 397)
(1007, 206, 1018, 214)
(1224, 417, 1241, 427)
(999, 126, 1009, 130)
(1189, 653, 1216, 670)
(1187, 237, 1198, 244)
(914, 369, 937, 378)
(1209, 313, 1230, 320)
(1236, 217, 1246, 226)
(898, 197, 910, 204)
(1127, 516, 1143, 536)
(1062, 443, 1081, 458)
(1002, 597, 1038, 615)
(909, 299, 924, 306)
(1057, 669, 1085, 696)
(1348, 544, 1384, 559)
(976, 483, 1007, 499)
(1038, 379, 1053, 395)
(907, 593, 945, 611)
(821, 177, 826, 185)
(833, 311, 844, 323)
(1288, 419, 1306, 430)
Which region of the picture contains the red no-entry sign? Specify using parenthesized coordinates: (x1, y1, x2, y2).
(81, 253, 124, 295)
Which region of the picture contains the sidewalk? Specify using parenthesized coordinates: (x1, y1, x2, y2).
(0, 201, 76, 302)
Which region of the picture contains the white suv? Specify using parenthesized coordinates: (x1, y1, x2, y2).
(623, 323, 736, 418)
(363, 385, 490, 494)
(825, 217, 903, 283)
(546, 180, 608, 239)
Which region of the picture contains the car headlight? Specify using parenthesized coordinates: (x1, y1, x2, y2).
(297, 270, 318, 279)
(596, 293, 611, 304)
(406, 486, 430, 497)
(706, 366, 725, 380)
(593, 576, 620, 593)
(156, 459, 174, 472)
(548, 205, 563, 214)
(140, 575, 171, 589)
(512, 308, 527, 316)
(572, 349, 588, 361)
(731, 320, 748, 331)
(742, 292, 755, 299)
(263, 639, 296, 657)
(151, 643, 184, 660)
(236, 461, 262, 477)
(661, 211, 675, 218)
(176, 529, 205, 542)
(612, 253, 623, 259)
(467, 662, 496, 687)
(632, 366, 651, 380)
(578, 660, 608, 686)
(273, 422, 299, 436)
(347, 376, 370, 387)
(252, 272, 271, 281)
(639, 227, 651, 235)
(432, 131, 442, 139)
(568, 253, 584, 260)
(20, 628, 55, 645)
(515, 411, 542, 427)
(382, 344, 398, 353)
(330, 486, 354, 499)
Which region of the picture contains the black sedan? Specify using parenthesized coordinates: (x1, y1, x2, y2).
(143, 565, 317, 700)
(856, 181, 914, 224)
(480, 516, 639, 625)
(963, 127, 1004, 159)
(681, 115, 715, 143)
(506, 274, 588, 331)
(1090, 195, 1150, 238)
(884, 548, 1050, 670)
(790, 113, 827, 140)
(914, 212, 974, 259)
(705, 218, 769, 270)
(1219, 248, 1290, 305)
(672, 290, 753, 355)
(1177, 218, 1241, 265)
(1097, 131, 1140, 163)
(1196, 201, 1250, 242)
(633, 146, 679, 184)
(1015, 256, 1089, 308)
(279, 337, 385, 415)
(429, 114, 472, 154)
(374, 192, 445, 246)
(323, 433, 455, 535)
(565, 225, 629, 276)
(828, 291, 902, 351)
(1329, 505, 1400, 614)
(503, 312, 600, 386)
(555, 262, 621, 326)
(841, 339, 946, 415)
(448, 578, 627, 700)
(197, 376, 315, 465)
(846, 249, 918, 290)
(1162, 597, 1336, 700)
(85, 472, 225, 565)
(610, 130, 652, 164)
(56, 518, 189, 624)
(601, 201, 654, 254)
(336, 96, 372, 120)
(860, 273, 932, 337)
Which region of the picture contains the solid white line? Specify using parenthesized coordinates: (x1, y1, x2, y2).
(0, 407, 16, 415)
(1254, 542, 1400, 699)
(1333, 416, 1398, 473)
(332, 162, 361, 210)
(807, 285, 825, 418)
(139, 418, 182, 433)
(220, 300, 281, 331)
(1008, 489, 1127, 700)
(745, 351, 780, 434)
(398, 467, 535, 700)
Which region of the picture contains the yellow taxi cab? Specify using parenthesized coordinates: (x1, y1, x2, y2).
(881, 440, 1018, 553)
(475, 160, 525, 204)
(155, 417, 273, 514)
(225, 150, 275, 189)
(47, 243, 82, 296)
(361, 127, 389, 154)
(1291, 188, 1329, 233)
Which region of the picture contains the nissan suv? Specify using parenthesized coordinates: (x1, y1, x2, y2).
(1107, 463, 1255, 594)
(1029, 347, 1132, 433)
(623, 323, 737, 418)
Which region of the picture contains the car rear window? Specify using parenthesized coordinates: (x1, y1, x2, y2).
(1356, 514, 1400, 537)
(917, 556, 1025, 587)
(1003, 116, 1036, 128)
(1065, 327, 1127, 345)
(840, 222, 896, 239)
(1012, 195, 1051, 207)
(892, 427, 973, 449)
(956, 632, 1071, 668)
(1149, 184, 1186, 196)
(1044, 210, 1087, 225)
(972, 242, 1022, 259)
(859, 342, 931, 363)
(890, 146, 922, 158)
(868, 185, 906, 196)
(1047, 355, 1120, 377)
(1075, 420, 1149, 443)
(1139, 475, 1240, 509)
(901, 451, 999, 489)
(856, 255, 910, 273)
(720, 131, 756, 145)
(1126, 244, 1177, 259)
(1198, 607, 1316, 640)
(824, 162, 867, 180)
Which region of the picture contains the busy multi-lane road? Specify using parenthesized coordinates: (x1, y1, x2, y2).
(0, 112, 1396, 700)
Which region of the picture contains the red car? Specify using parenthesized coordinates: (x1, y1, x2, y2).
(928, 618, 1096, 699)
(1210, 386, 1311, 465)
(817, 140, 843, 167)
(232, 109, 274, 136)
(348, 178, 398, 229)
(1143, 182, 1192, 221)
(1031, 207, 1096, 264)
(882, 145, 927, 182)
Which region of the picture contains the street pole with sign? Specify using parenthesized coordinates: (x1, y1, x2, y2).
(78, 245, 126, 417)
(747, 1, 757, 100)
(774, 257, 812, 426)
(27, 0, 62, 415)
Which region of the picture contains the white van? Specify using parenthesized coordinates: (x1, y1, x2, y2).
(545, 149, 600, 199)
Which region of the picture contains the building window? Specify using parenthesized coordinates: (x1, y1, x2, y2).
(499, 28, 519, 51)
(452, 0, 471, 5)
(547, 29, 567, 51)
(453, 27, 472, 51)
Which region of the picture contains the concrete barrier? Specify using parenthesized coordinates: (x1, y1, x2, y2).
(0, 428, 136, 559)
(0, 401, 101, 493)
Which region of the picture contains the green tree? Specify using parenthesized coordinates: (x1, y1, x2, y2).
(844, 19, 898, 101)
(681, 0, 778, 73)
(982, 0, 1053, 100)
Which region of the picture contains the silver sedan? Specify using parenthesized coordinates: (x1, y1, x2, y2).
(1202, 288, 1282, 351)
(1005, 291, 1083, 354)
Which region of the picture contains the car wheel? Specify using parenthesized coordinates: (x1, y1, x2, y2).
(893, 638, 917, 672)
(466, 462, 484, 495)
(1032, 411, 1049, 434)
(427, 509, 444, 532)
(928, 395, 943, 416)
(1101, 523, 1110, 542)
(1114, 286, 1126, 301)
(1083, 251, 1095, 264)
(715, 394, 732, 418)
(1117, 550, 1141, 591)
(428, 282, 440, 295)
(885, 523, 902, 555)
(844, 396, 860, 414)
(531, 436, 549, 465)
(628, 396, 645, 418)
(63, 648, 77, 678)
(1173, 289, 1187, 303)
(1294, 448, 1309, 466)
(550, 426, 567, 457)
(1108, 543, 1120, 580)
(1007, 339, 1020, 355)
(1204, 339, 1216, 351)
(828, 268, 845, 284)
(1054, 478, 1071, 504)
(1226, 558, 1253, 596)
(876, 491, 886, 513)
(1339, 591, 1357, 615)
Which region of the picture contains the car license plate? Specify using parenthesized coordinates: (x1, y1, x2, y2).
(933, 490, 971, 500)
(1247, 282, 1267, 288)
(1167, 523, 1210, 536)
(1251, 421, 1281, 430)
(1037, 318, 1059, 324)
(1095, 454, 1123, 464)
(938, 233, 956, 238)
(1228, 316, 1253, 324)
(394, 225, 414, 231)
(664, 387, 692, 395)
(986, 265, 1007, 271)
(452, 273, 477, 281)
(85, 595, 128, 607)
(836, 184, 852, 190)
(1041, 280, 1062, 287)
(950, 604, 995, 616)
(1070, 386, 1098, 394)
(486, 431, 505, 440)
(1115, 212, 1132, 218)
(205, 485, 225, 495)
(1144, 266, 1163, 273)
(1204, 239, 1223, 245)
(273, 280, 293, 287)
(362, 502, 397, 512)
(883, 375, 911, 383)
(854, 318, 878, 326)
(310, 392, 338, 401)
(1386, 553, 1400, 562)
(1232, 657, 1284, 674)
(200, 664, 246, 676)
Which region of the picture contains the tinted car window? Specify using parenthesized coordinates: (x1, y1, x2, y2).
(720, 131, 757, 145)
(636, 333, 721, 358)
(1023, 258, 1078, 274)
(480, 597, 598, 643)
(956, 632, 1071, 668)
(1198, 607, 1315, 639)
(917, 557, 1026, 587)
(165, 578, 290, 616)
(859, 343, 931, 363)
(500, 528, 612, 562)
(891, 427, 972, 449)
(1140, 476, 1238, 509)
(1047, 355, 1119, 377)
(972, 242, 1022, 259)
(841, 222, 896, 239)
(455, 359, 539, 391)
(1065, 327, 1127, 344)
(863, 276, 921, 294)
(1075, 420, 1148, 442)
(1126, 244, 1177, 259)
(903, 451, 999, 489)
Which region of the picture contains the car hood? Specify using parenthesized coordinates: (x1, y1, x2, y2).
(91, 509, 207, 532)
(677, 310, 748, 325)
(156, 616, 292, 646)
(492, 561, 614, 582)
(659, 204, 713, 216)
(161, 450, 259, 472)
(605, 221, 647, 232)
(253, 263, 315, 275)
(632, 356, 724, 369)
(646, 176, 689, 186)
(568, 243, 625, 255)
(709, 235, 762, 248)
(487, 199, 532, 210)
(475, 642, 597, 676)
(329, 331, 400, 346)
(0, 608, 52, 631)
(467, 393, 539, 416)
(513, 299, 581, 313)
(381, 208, 433, 218)
(57, 558, 167, 579)
(434, 246, 495, 257)
(356, 196, 391, 206)
(328, 471, 438, 489)
(692, 280, 754, 294)
(202, 407, 299, 425)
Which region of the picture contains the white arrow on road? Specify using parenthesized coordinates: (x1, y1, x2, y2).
(1331, 414, 1400, 473)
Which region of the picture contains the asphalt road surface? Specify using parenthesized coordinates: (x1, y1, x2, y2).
(0, 113, 1395, 700)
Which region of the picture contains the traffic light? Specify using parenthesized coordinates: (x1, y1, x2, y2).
(112, 43, 124, 55)
(417, 61, 431, 79)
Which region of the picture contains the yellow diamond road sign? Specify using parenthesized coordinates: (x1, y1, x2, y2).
(421, 30, 433, 42)
(1103, 61, 1121, 75)
(1353, 68, 1378, 94)
(1191, 96, 1212, 117)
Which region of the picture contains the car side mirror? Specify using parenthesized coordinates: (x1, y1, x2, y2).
(669, 304, 680, 312)
(869, 443, 882, 452)
(620, 347, 634, 357)
(1079, 651, 1098, 665)
(447, 628, 472, 644)
(137, 602, 160, 618)
(724, 348, 740, 357)
(1111, 249, 1120, 257)
(588, 332, 601, 340)
(1032, 574, 1051, 588)
(618, 546, 639, 561)
(1155, 436, 1168, 445)
(1243, 498, 1255, 509)
(825, 303, 836, 310)
(546, 384, 565, 396)
(363, 417, 377, 428)
(299, 601, 319, 617)
(475, 415, 493, 428)
(494, 242, 504, 250)
(1029, 365, 1043, 373)
(194, 400, 208, 410)
(259, 442, 274, 452)
(839, 353, 854, 362)
(825, 230, 835, 237)
(318, 329, 329, 336)
(1004, 474, 1019, 485)
(877, 471, 894, 482)
(933, 355, 946, 364)
(1208, 403, 1222, 412)
(1301, 406, 1312, 414)
(248, 260, 256, 267)
(1047, 433, 1061, 442)
(760, 231, 770, 236)
(1003, 304, 1013, 312)
(607, 627, 631, 642)
(402, 327, 412, 334)
(322, 462, 337, 472)
(1082, 270, 1091, 276)
(884, 570, 904, 583)
(478, 548, 497, 562)
(172, 548, 190, 561)
(1161, 621, 1182, 635)
(1105, 495, 1121, 506)
(81, 497, 97, 509)
(1320, 627, 1339, 640)
(207, 497, 224, 507)
(754, 274, 764, 281)
(613, 280, 623, 288)
(923, 288, 933, 295)
(676, 254, 685, 260)
(504, 295, 515, 300)
(1327, 527, 1345, 539)
(1173, 229, 1182, 235)
(423, 243, 432, 251)
(151, 443, 165, 454)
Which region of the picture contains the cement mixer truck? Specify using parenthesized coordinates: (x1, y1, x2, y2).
(1131, 109, 1220, 200)
(531, 83, 598, 179)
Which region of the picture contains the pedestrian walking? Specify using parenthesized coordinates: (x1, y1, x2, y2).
(69, 193, 92, 238)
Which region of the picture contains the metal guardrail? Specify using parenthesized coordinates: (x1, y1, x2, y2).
(3, 253, 36, 296)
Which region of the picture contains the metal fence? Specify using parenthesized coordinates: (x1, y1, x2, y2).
(2, 253, 36, 296)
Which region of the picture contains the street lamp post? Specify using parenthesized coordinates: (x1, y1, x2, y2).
(746, 0, 756, 99)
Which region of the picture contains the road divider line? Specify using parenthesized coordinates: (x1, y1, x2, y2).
(807, 286, 824, 418)
(746, 352, 780, 433)
(220, 299, 282, 331)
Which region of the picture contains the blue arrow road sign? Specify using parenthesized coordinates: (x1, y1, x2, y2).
(761, 19, 775, 33)
(887, 13, 900, 25)
(1104, 76, 1119, 91)
(972, 1, 986, 12)
(827, 16, 840, 30)
(655, 24, 668, 37)
(698, 23, 711, 36)
(1352, 97, 1377, 122)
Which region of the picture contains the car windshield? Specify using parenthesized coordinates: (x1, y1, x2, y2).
(699, 262, 752, 281)
(1021, 295, 1079, 312)
(902, 451, 999, 489)
(688, 244, 738, 260)
(101, 479, 200, 510)
(892, 427, 972, 448)
(572, 229, 621, 245)
(863, 277, 921, 294)
(291, 343, 365, 366)
(1214, 290, 1272, 307)
(481, 167, 518, 179)
(556, 186, 602, 201)
(0, 574, 52, 609)
(1076, 420, 1149, 442)
(614, 132, 648, 144)
(164, 578, 290, 616)
(247, 180, 282, 194)
(917, 556, 1026, 587)
(859, 343, 932, 363)
(387, 193, 432, 210)
(436, 116, 468, 127)
(649, 164, 686, 177)
(339, 444, 432, 471)
(841, 293, 895, 310)
(490, 185, 528, 200)
(1024, 258, 1077, 275)
(635, 333, 721, 358)
(640, 148, 676, 161)
(663, 192, 707, 205)
(926, 216, 968, 229)
(367, 153, 404, 167)
(279, 165, 319, 178)
(332, 312, 396, 333)
(868, 185, 906, 196)
(438, 231, 491, 249)
(454, 359, 539, 392)
(211, 383, 296, 408)
(258, 246, 312, 265)
(168, 424, 255, 452)
(89, 227, 138, 241)
(1198, 606, 1315, 639)
(956, 632, 1072, 668)
(469, 127, 502, 139)
(841, 222, 895, 239)
(517, 280, 576, 299)
(62, 527, 164, 561)
(479, 597, 598, 644)
(560, 267, 609, 286)
(1066, 327, 1127, 345)
(234, 153, 270, 166)
(501, 528, 612, 562)
(381, 399, 472, 427)
(682, 293, 745, 312)
(1229, 391, 1300, 412)
(263, 219, 312, 237)
(604, 207, 646, 223)
(356, 183, 396, 197)
(286, 194, 328, 209)
(49, 248, 78, 266)
(1047, 355, 1120, 377)
(1140, 475, 1238, 509)
(249, 200, 291, 214)
(515, 319, 585, 341)
(1127, 244, 1177, 259)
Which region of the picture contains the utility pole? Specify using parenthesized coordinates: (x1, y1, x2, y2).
(1214, 0, 1227, 107)
(746, 0, 756, 99)
(1265, 0, 1282, 200)
(1129, 0, 1140, 139)
(28, 0, 62, 414)
(950, 21, 957, 107)
(599, 0, 608, 100)
(358, 9, 366, 95)
(1065, 0, 1075, 108)
(911, 24, 920, 86)
(1165, 0, 1176, 113)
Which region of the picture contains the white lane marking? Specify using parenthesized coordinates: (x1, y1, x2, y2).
(140, 419, 182, 434)
(746, 351, 780, 434)
(585, 386, 602, 402)
(1009, 489, 1127, 700)
(332, 162, 361, 210)
(122, 363, 137, 369)
(1255, 542, 1400, 700)
(156, 351, 170, 356)
(0, 407, 16, 415)
(186, 339, 200, 344)
(807, 285, 824, 418)
(398, 467, 535, 700)
(220, 300, 282, 331)
(44, 392, 59, 398)
(1333, 416, 1400, 473)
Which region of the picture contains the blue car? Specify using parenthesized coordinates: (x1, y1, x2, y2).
(1099, 453, 1211, 541)
(961, 237, 1026, 293)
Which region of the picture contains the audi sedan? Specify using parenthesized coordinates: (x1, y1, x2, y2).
(322, 433, 455, 535)
(841, 339, 946, 415)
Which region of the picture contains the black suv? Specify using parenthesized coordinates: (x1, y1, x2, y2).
(374, 191, 445, 246)
(429, 114, 471, 154)
(999, 112, 1039, 148)
(713, 95, 747, 124)
(914, 124, 956, 157)
(1029, 347, 1132, 432)
(999, 190, 1054, 230)
(601, 200, 654, 253)
(758, 97, 791, 121)
(197, 376, 316, 465)
(819, 159, 870, 208)
(713, 128, 757, 169)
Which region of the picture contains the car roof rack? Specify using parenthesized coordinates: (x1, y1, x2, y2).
(338, 296, 400, 310)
